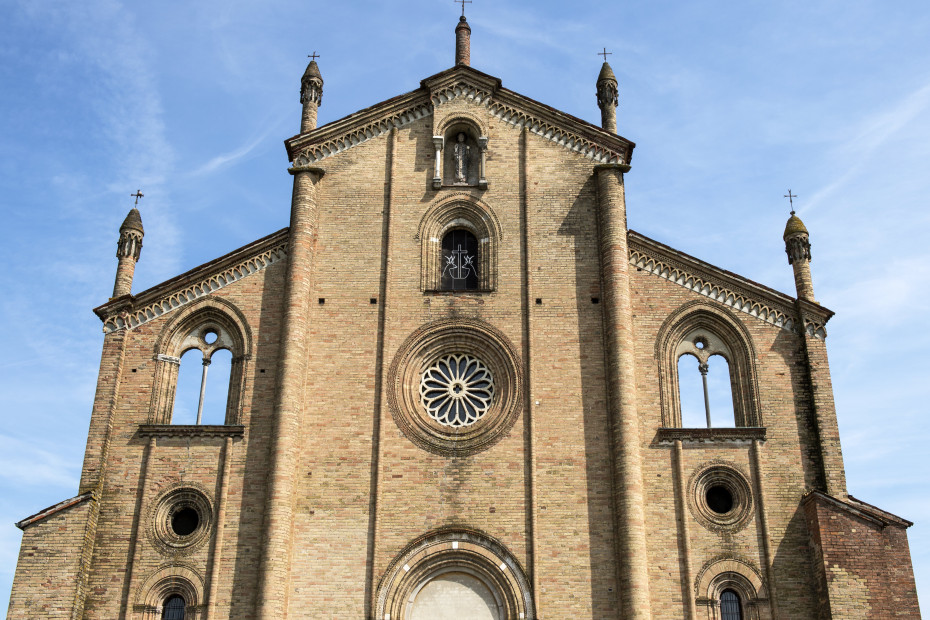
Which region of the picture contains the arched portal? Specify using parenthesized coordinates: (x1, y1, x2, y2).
(408, 569, 502, 620)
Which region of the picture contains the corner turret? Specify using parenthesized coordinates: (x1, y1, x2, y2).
(455, 15, 472, 66)
(300, 55, 324, 133)
(784, 208, 816, 302)
(596, 59, 619, 133)
(112, 196, 144, 299)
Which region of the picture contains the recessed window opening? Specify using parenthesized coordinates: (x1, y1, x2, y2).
(677, 352, 736, 428)
(706, 354, 736, 427)
(200, 348, 232, 425)
(720, 589, 742, 620)
(171, 347, 232, 425)
(706, 485, 734, 514)
(441, 229, 479, 291)
(203, 329, 218, 344)
(171, 507, 200, 537)
(678, 353, 706, 428)
(162, 594, 186, 620)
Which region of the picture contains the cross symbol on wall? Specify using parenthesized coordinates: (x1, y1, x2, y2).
(784, 189, 798, 214)
(130, 190, 144, 206)
(598, 48, 612, 62)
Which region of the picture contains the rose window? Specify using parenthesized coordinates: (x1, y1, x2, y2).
(420, 354, 494, 427)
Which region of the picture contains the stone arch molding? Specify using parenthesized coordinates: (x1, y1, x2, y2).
(149, 296, 253, 425)
(133, 562, 205, 619)
(655, 301, 762, 428)
(695, 555, 771, 620)
(418, 193, 501, 292)
(376, 528, 535, 620)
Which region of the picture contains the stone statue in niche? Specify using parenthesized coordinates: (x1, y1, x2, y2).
(453, 132, 471, 184)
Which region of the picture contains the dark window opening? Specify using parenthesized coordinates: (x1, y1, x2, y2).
(706, 485, 734, 514)
(171, 507, 200, 537)
(162, 595, 186, 620)
(720, 589, 742, 620)
(441, 229, 479, 291)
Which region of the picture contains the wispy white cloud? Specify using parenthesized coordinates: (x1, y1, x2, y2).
(186, 121, 281, 179)
(0, 435, 79, 490)
(806, 82, 930, 212)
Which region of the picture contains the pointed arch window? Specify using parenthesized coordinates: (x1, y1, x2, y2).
(441, 229, 479, 291)
(172, 336, 233, 425)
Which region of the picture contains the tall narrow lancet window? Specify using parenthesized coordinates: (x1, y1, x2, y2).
(706, 354, 736, 427)
(162, 594, 186, 620)
(677, 354, 707, 428)
(441, 229, 479, 291)
(720, 589, 742, 620)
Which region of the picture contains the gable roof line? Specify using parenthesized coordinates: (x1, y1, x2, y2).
(629, 230, 834, 338)
(94, 228, 289, 333)
(16, 492, 94, 530)
(285, 65, 634, 168)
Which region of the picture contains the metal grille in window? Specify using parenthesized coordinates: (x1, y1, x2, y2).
(720, 589, 742, 620)
(441, 229, 479, 290)
(162, 595, 186, 620)
(420, 354, 494, 427)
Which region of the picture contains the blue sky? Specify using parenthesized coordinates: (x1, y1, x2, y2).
(2, 0, 928, 610)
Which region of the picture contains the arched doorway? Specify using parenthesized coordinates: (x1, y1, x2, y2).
(409, 570, 501, 620)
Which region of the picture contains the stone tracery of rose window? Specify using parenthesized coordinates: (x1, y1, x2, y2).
(420, 354, 494, 427)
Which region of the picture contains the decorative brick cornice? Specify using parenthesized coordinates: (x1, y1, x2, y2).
(94, 229, 288, 334)
(803, 490, 913, 529)
(629, 231, 834, 339)
(430, 81, 494, 106)
(291, 100, 433, 167)
(490, 99, 627, 164)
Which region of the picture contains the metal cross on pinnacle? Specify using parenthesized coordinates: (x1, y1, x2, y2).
(308, 51, 320, 62)
(784, 189, 798, 215)
(598, 48, 612, 62)
(455, 0, 472, 17)
(131, 190, 144, 206)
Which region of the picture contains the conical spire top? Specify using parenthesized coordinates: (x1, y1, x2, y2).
(454, 1, 472, 66)
(596, 49, 619, 133)
(120, 207, 144, 234)
(300, 53, 324, 133)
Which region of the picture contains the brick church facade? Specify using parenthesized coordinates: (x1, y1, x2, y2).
(8, 14, 921, 620)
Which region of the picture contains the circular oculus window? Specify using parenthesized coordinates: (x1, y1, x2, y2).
(389, 319, 522, 456)
(688, 463, 754, 533)
(149, 487, 213, 556)
(420, 354, 494, 427)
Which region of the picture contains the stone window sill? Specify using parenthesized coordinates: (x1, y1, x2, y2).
(138, 424, 245, 438)
(654, 427, 766, 446)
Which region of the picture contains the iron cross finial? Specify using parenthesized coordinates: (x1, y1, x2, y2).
(598, 48, 612, 62)
(455, 0, 472, 17)
(307, 51, 320, 62)
(784, 189, 798, 215)
(130, 190, 144, 206)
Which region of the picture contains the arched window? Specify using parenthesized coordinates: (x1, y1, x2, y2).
(151, 298, 252, 426)
(676, 344, 736, 428)
(720, 589, 742, 620)
(162, 594, 186, 620)
(441, 229, 479, 291)
(171, 341, 234, 425)
(656, 304, 762, 428)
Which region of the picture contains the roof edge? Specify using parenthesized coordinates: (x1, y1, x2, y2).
(629, 230, 834, 326)
(804, 490, 913, 528)
(16, 493, 94, 530)
(94, 227, 289, 331)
